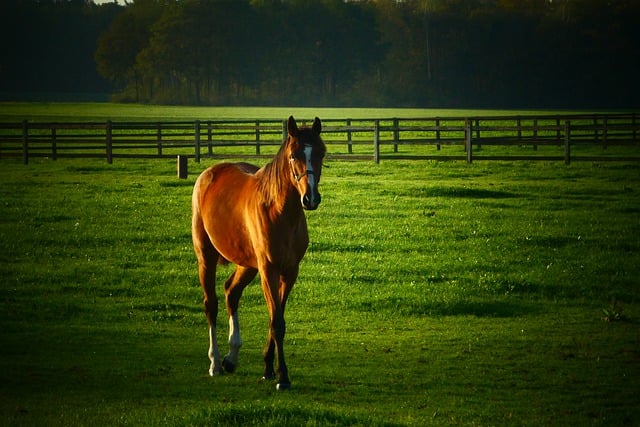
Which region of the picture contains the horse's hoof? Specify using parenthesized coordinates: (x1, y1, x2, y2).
(262, 372, 276, 381)
(276, 382, 291, 391)
(222, 357, 236, 373)
(209, 368, 223, 376)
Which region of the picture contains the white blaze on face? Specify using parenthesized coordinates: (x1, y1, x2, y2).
(304, 144, 316, 197)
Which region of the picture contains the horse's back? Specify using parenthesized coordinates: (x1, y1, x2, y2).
(194, 162, 259, 205)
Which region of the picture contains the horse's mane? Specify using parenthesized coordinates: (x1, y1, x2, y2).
(256, 139, 291, 210)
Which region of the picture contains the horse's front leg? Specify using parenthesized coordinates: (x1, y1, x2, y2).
(261, 267, 297, 390)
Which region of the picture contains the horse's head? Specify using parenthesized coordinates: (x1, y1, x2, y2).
(286, 116, 325, 211)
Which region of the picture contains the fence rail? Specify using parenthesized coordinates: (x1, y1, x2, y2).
(1, 114, 638, 165)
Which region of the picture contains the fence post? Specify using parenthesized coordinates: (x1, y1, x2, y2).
(106, 120, 113, 164)
(255, 120, 261, 156)
(282, 119, 287, 142)
(564, 120, 571, 165)
(374, 120, 380, 164)
(156, 123, 163, 157)
(393, 118, 399, 153)
(22, 120, 28, 164)
(207, 121, 213, 157)
(435, 118, 441, 151)
(347, 119, 353, 154)
(51, 125, 57, 160)
(194, 120, 201, 163)
(465, 119, 473, 163)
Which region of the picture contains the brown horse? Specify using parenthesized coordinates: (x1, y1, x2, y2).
(191, 116, 325, 390)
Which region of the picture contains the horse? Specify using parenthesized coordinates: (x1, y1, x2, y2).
(191, 116, 325, 390)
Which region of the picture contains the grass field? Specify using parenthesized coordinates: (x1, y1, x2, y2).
(1, 104, 639, 426)
(0, 101, 597, 122)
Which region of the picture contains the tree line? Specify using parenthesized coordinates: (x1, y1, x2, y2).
(2, 0, 639, 108)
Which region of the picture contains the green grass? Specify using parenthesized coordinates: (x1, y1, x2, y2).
(0, 101, 595, 122)
(1, 155, 639, 426)
(1, 103, 639, 425)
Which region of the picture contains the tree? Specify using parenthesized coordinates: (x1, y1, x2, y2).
(95, 0, 163, 102)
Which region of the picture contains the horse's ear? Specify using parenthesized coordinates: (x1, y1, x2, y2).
(287, 116, 299, 137)
(312, 117, 321, 135)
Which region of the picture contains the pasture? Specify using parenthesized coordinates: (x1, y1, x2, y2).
(1, 104, 639, 425)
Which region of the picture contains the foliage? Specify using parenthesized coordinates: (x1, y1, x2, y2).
(2, 0, 640, 107)
(1, 131, 639, 425)
(602, 299, 627, 323)
(0, 0, 119, 98)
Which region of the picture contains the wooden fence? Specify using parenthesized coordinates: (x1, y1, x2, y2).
(1, 113, 638, 165)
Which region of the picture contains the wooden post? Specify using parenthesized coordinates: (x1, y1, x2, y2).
(465, 119, 473, 163)
(156, 123, 162, 157)
(282, 119, 287, 142)
(435, 118, 441, 151)
(255, 120, 261, 156)
(194, 120, 201, 163)
(207, 121, 213, 157)
(177, 155, 188, 179)
(22, 120, 28, 164)
(393, 118, 399, 153)
(374, 120, 380, 164)
(106, 120, 113, 164)
(51, 125, 57, 160)
(347, 119, 353, 154)
(564, 120, 571, 165)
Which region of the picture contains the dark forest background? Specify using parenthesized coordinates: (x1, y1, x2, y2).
(1, 0, 639, 108)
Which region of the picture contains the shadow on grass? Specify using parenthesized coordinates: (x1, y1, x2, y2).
(183, 404, 400, 427)
(159, 180, 195, 188)
(355, 298, 541, 318)
(425, 186, 519, 199)
(417, 300, 541, 318)
(383, 185, 519, 200)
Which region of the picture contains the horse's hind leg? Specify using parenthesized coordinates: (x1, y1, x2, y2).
(198, 253, 222, 376)
(222, 266, 257, 373)
(192, 217, 222, 376)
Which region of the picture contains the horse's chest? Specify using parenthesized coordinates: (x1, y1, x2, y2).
(254, 214, 308, 268)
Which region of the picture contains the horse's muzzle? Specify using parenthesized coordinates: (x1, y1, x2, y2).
(302, 192, 321, 210)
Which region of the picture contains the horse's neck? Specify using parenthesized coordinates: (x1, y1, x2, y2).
(256, 153, 298, 215)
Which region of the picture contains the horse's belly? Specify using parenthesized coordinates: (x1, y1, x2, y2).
(205, 209, 257, 268)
